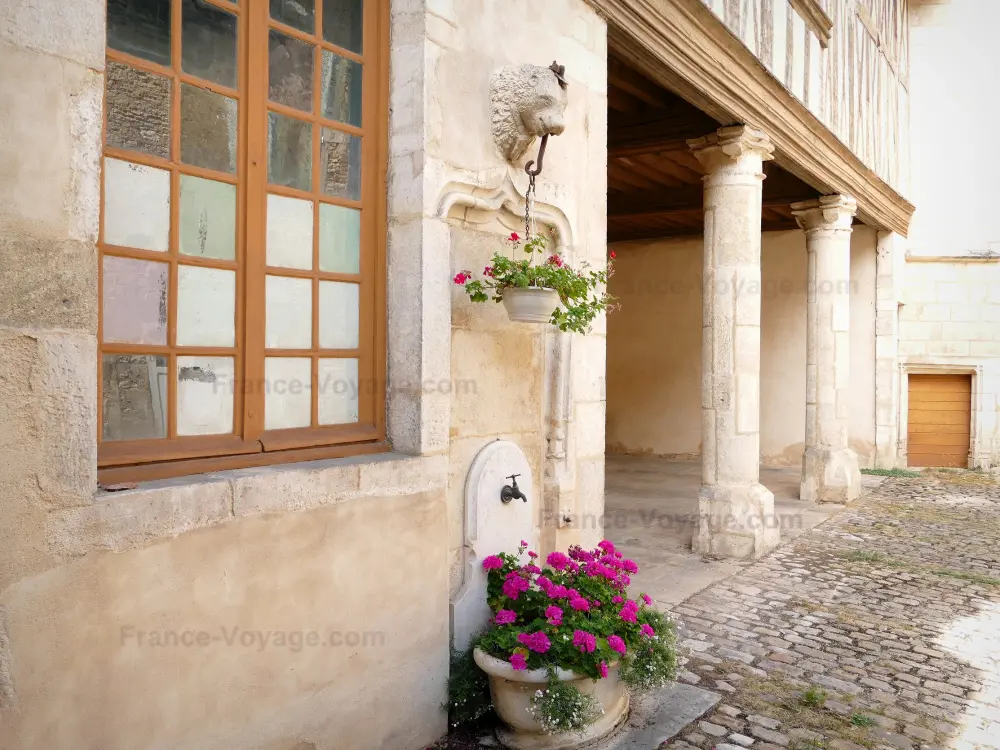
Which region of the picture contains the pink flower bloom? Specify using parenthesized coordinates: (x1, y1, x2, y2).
(568, 562, 580, 574)
(482, 555, 503, 570)
(517, 631, 551, 653)
(599, 661, 609, 678)
(598, 540, 616, 554)
(502, 574, 530, 600)
(536, 575, 552, 591)
(510, 653, 527, 670)
(640, 624, 656, 638)
(546, 551, 570, 571)
(523, 564, 541, 575)
(619, 601, 638, 623)
(528, 551, 538, 558)
(573, 630, 597, 654)
(545, 605, 564, 626)
(612, 596, 624, 604)
(484, 265, 494, 277)
(547, 585, 569, 600)
(622, 559, 639, 574)
(494, 609, 517, 625)
(608, 635, 626, 655)
(546, 254, 564, 267)
(568, 546, 594, 563)
(641, 594, 652, 606)
(569, 597, 591, 612)
(453, 272, 469, 285)
(520, 540, 528, 547)
(619, 574, 632, 588)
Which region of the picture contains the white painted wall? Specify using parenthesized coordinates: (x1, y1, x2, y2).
(606, 228, 878, 467)
(909, 0, 1000, 256)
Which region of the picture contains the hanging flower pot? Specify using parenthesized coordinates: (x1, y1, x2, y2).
(501, 286, 561, 325)
(453, 232, 617, 335)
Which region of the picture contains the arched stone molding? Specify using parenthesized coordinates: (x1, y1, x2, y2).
(436, 173, 578, 550)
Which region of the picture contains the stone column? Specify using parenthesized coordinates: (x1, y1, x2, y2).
(793, 195, 862, 503)
(688, 126, 780, 560)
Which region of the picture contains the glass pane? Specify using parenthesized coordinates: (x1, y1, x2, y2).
(102, 354, 168, 441)
(107, 0, 171, 66)
(266, 275, 312, 349)
(320, 50, 362, 126)
(270, 0, 315, 32)
(102, 256, 169, 345)
(181, 84, 238, 174)
(179, 175, 237, 260)
(176, 266, 236, 346)
(267, 194, 313, 269)
(265, 357, 311, 430)
(320, 128, 361, 200)
(318, 358, 359, 425)
(268, 29, 314, 112)
(106, 61, 171, 160)
(268, 112, 312, 190)
(103, 158, 170, 251)
(322, 0, 363, 53)
(318, 280, 359, 349)
(319, 203, 360, 273)
(182, 0, 239, 89)
(177, 356, 234, 435)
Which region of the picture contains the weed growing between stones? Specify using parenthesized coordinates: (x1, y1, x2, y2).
(860, 467, 921, 478)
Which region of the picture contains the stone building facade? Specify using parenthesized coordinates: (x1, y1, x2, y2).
(0, 0, 991, 748)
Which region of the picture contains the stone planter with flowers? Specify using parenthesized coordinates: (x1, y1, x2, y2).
(448, 540, 678, 749)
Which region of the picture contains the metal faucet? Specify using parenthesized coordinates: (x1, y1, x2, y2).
(500, 474, 527, 504)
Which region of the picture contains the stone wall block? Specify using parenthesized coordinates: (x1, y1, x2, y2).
(0, 0, 105, 69)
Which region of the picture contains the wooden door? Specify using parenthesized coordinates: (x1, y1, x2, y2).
(907, 374, 971, 468)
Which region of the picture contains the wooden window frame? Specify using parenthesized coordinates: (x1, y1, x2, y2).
(98, 0, 389, 485)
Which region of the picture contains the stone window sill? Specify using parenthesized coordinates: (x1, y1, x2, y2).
(49, 452, 447, 558)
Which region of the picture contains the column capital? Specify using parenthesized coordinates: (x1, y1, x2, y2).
(792, 195, 858, 235)
(687, 125, 775, 174)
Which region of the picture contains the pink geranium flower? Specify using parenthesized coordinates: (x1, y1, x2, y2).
(641, 594, 652, 606)
(517, 631, 551, 653)
(607, 635, 626, 655)
(482, 555, 503, 570)
(494, 609, 516, 625)
(569, 596, 590, 612)
(573, 630, 597, 654)
(640, 624, 656, 638)
(545, 605, 563, 626)
(598, 540, 616, 554)
(546, 551, 570, 571)
(510, 653, 527, 670)
(619, 601, 638, 623)
(599, 661, 609, 678)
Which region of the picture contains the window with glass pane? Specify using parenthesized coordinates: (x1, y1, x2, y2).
(99, 0, 385, 482)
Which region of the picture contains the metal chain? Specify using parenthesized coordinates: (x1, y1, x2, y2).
(524, 172, 535, 241)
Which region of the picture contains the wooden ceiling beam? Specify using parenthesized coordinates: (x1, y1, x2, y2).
(608, 57, 674, 109)
(608, 187, 819, 218)
(609, 219, 801, 244)
(609, 112, 722, 158)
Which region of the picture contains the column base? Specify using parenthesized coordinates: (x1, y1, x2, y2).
(800, 446, 861, 504)
(692, 482, 781, 560)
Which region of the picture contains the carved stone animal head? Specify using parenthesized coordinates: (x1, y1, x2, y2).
(490, 63, 569, 163)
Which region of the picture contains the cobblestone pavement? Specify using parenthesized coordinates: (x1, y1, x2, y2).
(664, 474, 1000, 750)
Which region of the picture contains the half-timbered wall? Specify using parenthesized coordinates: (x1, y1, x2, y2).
(700, 0, 910, 196)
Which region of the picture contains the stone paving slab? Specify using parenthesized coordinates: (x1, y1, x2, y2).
(604, 682, 720, 749)
(660, 473, 1000, 750)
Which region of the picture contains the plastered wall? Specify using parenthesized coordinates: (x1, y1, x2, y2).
(0, 1, 609, 747)
(896, 0, 1000, 467)
(606, 228, 878, 468)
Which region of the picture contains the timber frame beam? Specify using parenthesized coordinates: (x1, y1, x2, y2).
(589, 0, 915, 236)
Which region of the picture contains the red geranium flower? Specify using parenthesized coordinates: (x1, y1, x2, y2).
(609, 251, 617, 260)
(509, 232, 520, 242)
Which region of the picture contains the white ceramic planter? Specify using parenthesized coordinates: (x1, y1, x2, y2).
(473, 648, 629, 750)
(501, 287, 560, 325)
